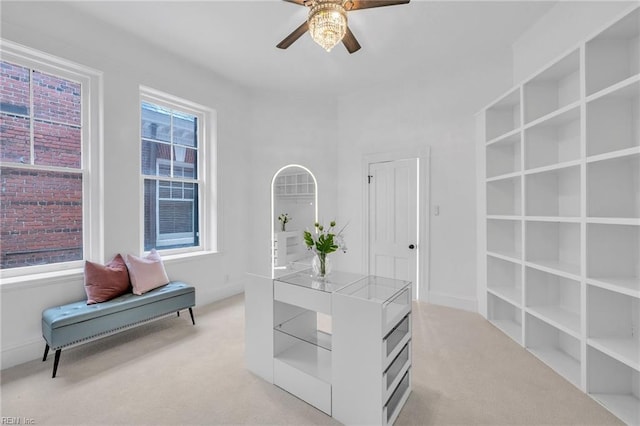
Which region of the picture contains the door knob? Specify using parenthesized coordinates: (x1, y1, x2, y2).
(408, 244, 415, 249)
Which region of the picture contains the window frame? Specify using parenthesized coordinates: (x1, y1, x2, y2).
(139, 87, 216, 256)
(0, 40, 103, 280)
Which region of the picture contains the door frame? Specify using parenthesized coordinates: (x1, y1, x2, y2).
(362, 147, 431, 301)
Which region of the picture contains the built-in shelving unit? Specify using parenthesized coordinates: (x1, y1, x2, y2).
(478, 6, 640, 424)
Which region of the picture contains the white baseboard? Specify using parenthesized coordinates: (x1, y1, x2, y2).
(428, 292, 477, 313)
(1, 337, 44, 370)
(197, 281, 244, 306)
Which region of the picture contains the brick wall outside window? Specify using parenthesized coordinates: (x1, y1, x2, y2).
(0, 60, 83, 269)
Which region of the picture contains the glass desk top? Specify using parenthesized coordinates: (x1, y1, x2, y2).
(275, 269, 367, 293)
(275, 269, 411, 304)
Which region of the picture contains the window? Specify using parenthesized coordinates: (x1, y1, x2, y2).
(141, 90, 212, 253)
(0, 41, 101, 276)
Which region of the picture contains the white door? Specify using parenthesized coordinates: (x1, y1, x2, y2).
(368, 158, 418, 296)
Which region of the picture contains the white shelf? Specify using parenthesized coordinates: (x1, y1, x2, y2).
(485, 89, 521, 141)
(526, 221, 580, 276)
(587, 224, 639, 286)
(587, 153, 639, 219)
(587, 278, 640, 299)
(524, 106, 581, 170)
(589, 338, 640, 371)
(588, 346, 640, 426)
(524, 50, 580, 124)
(488, 293, 522, 344)
(488, 287, 521, 308)
(274, 337, 332, 383)
(586, 80, 639, 157)
(525, 260, 580, 279)
(586, 216, 640, 226)
(486, 132, 521, 178)
(586, 7, 640, 96)
(526, 314, 581, 387)
(525, 267, 580, 335)
(590, 394, 640, 426)
(529, 347, 581, 388)
(525, 165, 580, 217)
(487, 256, 522, 306)
(487, 176, 521, 216)
(587, 285, 639, 369)
(528, 306, 580, 338)
(487, 251, 520, 263)
(487, 218, 522, 259)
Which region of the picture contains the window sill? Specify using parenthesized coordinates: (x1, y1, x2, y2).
(0, 268, 84, 291)
(161, 250, 220, 264)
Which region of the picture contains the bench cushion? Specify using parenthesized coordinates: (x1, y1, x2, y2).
(42, 281, 195, 349)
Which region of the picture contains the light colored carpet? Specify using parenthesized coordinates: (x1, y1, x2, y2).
(0, 294, 622, 425)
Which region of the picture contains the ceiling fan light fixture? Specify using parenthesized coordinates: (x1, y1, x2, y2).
(308, 1, 347, 52)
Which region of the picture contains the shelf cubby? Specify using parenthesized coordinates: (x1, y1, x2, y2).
(526, 267, 580, 335)
(587, 223, 640, 294)
(524, 50, 580, 124)
(486, 133, 521, 178)
(486, 89, 521, 141)
(586, 81, 639, 157)
(486, 176, 521, 216)
(526, 314, 581, 387)
(586, 7, 640, 96)
(525, 165, 581, 217)
(588, 346, 640, 426)
(488, 293, 522, 344)
(524, 106, 581, 170)
(487, 255, 522, 306)
(487, 218, 522, 260)
(526, 221, 580, 276)
(587, 153, 639, 219)
(587, 285, 639, 369)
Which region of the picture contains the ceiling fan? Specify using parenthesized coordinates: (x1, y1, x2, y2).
(277, 0, 410, 54)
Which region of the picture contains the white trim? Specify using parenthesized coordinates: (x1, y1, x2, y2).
(362, 147, 431, 302)
(0, 39, 104, 279)
(427, 292, 477, 313)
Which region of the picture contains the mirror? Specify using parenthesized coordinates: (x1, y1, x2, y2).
(271, 165, 318, 276)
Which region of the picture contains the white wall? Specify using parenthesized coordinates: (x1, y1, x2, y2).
(335, 52, 514, 311)
(512, 1, 636, 83)
(245, 90, 339, 278)
(0, 2, 339, 369)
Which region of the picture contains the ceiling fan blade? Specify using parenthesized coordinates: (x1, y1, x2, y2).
(281, 0, 310, 6)
(342, 27, 361, 54)
(345, 0, 410, 11)
(277, 21, 309, 49)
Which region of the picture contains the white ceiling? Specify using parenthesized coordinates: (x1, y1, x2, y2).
(69, 0, 558, 95)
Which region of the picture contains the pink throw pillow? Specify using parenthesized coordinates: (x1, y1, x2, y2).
(84, 254, 131, 304)
(125, 249, 170, 295)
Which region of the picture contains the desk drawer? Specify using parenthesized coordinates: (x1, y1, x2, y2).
(274, 281, 331, 314)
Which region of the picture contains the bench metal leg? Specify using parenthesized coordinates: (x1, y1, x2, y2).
(52, 349, 61, 378)
(43, 344, 50, 362)
(189, 307, 195, 325)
